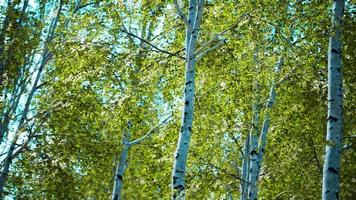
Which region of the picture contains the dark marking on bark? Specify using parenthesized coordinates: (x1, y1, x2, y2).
(335, 192, 339, 199)
(113, 194, 119, 200)
(328, 98, 335, 102)
(188, 127, 192, 132)
(331, 49, 340, 54)
(250, 150, 258, 155)
(117, 174, 123, 181)
(174, 184, 185, 190)
(185, 101, 189, 105)
(186, 81, 192, 85)
(328, 116, 339, 122)
(173, 176, 178, 184)
(175, 153, 179, 159)
(328, 167, 338, 174)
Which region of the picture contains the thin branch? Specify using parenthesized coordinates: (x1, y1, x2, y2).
(272, 191, 288, 200)
(275, 64, 300, 87)
(342, 135, 356, 140)
(119, 29, 185, 60)
(73, 1, 101, 14)
(129, 115, 172, 146)
(204, 162, 249, 183)
(194, 12, 249, 57)
(195, 39, 226, 62)
(173, 0, 189, 28)
(307, 132, 323, 176)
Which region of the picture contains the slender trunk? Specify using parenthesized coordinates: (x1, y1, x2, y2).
(112, 133, 130, 200)
(0, 51, 50, 195)
(247, 48, 262, 199)
(0, 52, 35, 144)
(240, 135, 250, 200)
(322, 0, 344, 199)
(0, 2, 63, 194)
(247, 95, 261, 200)
(172, 0, 203, 199)
(252, 58, 283, 199)
(0, 133, 19, 198)
(0, 0, 13, 80)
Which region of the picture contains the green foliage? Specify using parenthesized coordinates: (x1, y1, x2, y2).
(1, 0, 355, 199)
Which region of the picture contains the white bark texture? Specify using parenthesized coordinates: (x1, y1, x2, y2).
(251, 58, 283, 200)
(112, 133, 130, 200)
(247, 94, 261, 200)
(240, 135, 250, 200)
(111, 116, 171, 199)
(172, 0, 203, 199)
(322, 0, 344, 199)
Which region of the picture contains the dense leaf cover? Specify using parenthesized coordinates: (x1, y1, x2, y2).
(0, 0, 355, 199)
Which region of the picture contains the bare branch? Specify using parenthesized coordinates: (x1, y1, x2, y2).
(73, 0, 101, 14)
(275, 64, 300, 88)
(174, 0, 189, 28)
(119, 29, 185, 60)
(307, 132, 323, 176)
(204, 162, 249, 183)
(195, 39, 226, 62)
(342, 135, 356, 140)
(129, 115, 172, 146)
(194, 12, 249, 57)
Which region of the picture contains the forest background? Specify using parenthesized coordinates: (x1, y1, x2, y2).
(0, 0, 355, 199)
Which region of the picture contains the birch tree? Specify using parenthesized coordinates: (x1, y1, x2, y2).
(0, 0, 101, 196)
(112, 117, 171, 200)
(322, 0, 345, 199)
(171, 0, 204, 198)
(0, 1, 64, 195)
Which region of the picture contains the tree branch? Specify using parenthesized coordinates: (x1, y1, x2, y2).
(275, 64, 300, 88)
(173, 0, 189, 28)
(73, 0, 101, 14)
(119, 29, 185, 60)
(195, 39, 226, 62)
(129, 115, 172, 146)
(204, 162, 249, 183)
(194, 12, 249, 57)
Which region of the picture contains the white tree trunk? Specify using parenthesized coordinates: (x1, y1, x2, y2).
(240, 135, 250, 200)
(322, 0, 344, 199)
(0, 1, 62, 193)
(172, 0, 203, 199)
(247, 99, 261, 200)
(112, 133, 130, 200)
(247, 50, 262, 199)
(252, 58, 283, 199)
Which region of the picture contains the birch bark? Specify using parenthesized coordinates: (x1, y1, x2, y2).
(240, 135, 250, 200)
(112, 132, 130, 200)
(172, 0, 203, 199)
(247, 92, 261, 200)
(249, 58, 283, 200)
(322, 0, 344, 199)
